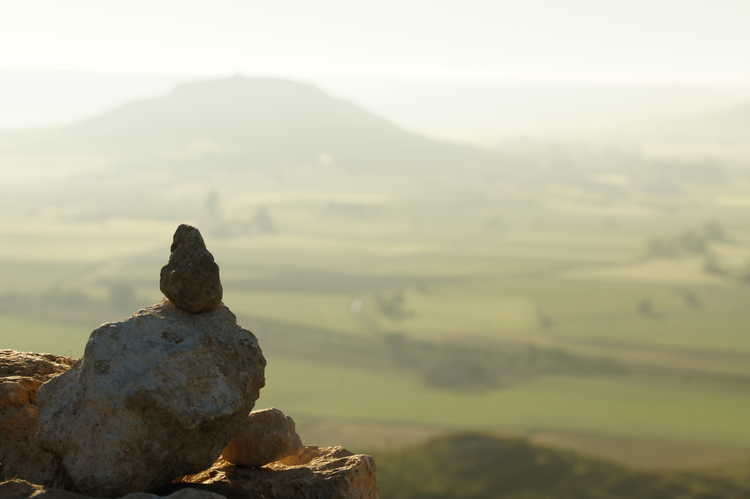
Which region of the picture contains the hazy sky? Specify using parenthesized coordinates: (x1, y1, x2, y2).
(3, 0, 749, 83)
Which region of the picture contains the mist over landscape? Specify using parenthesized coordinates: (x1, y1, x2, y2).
(3, 1, 750, 498)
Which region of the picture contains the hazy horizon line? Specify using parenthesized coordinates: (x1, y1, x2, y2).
(3, 67, 749, 88)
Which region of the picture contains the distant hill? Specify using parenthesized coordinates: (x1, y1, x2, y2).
(377, 433, 750, 499)
(4, 76, 488, 171)
(3, 70, 746, 144)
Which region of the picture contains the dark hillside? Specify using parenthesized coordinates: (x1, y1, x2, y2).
(377, 433, 750, 499)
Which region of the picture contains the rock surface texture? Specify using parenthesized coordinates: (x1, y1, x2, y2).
(160, 225, 223, 313)
(221, 408, 303, 467)
(2, 225, 377, 499)
(0, 350, 74, 486)
(36, 302, 266, 497)
(1, 446, 379, 499)
(181, 446, 378, 499)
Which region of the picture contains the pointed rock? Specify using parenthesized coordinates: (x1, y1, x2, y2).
(160, 225, 222, 313)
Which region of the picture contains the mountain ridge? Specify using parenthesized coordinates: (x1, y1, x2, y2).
(4, 75, 489, 171)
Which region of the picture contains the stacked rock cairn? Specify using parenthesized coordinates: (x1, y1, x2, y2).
(0, 225, 377, 499)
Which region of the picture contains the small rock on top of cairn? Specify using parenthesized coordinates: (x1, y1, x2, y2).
(160, 224, 223, 313)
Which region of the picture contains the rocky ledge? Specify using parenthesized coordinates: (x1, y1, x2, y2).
(0, 225, 377, 499)
(0, 447, 376, 499)
(173, 446, 376, 499)
(0, 350, 75, 488)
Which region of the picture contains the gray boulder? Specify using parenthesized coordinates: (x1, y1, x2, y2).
(221, 408, 303, 467)
(36, 302, 266, 497)
(160, 225, 222, 313)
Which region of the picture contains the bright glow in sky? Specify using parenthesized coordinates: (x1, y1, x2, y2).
(2, 0, 749, 83)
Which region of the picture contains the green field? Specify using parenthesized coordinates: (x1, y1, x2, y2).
(260, 357, 750, 447)
(4, 93, 750, 473)
(3, 192, 750, 472)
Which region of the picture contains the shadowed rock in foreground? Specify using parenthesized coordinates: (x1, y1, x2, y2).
(0, 479, 227, 499)
(0, 447, 376, 499)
